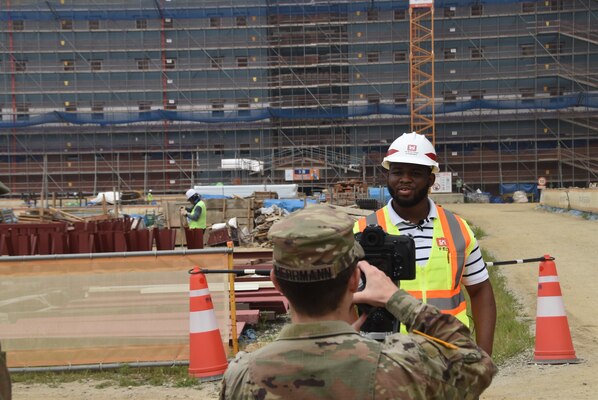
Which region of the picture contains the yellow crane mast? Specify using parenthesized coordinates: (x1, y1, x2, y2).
(409, 0, 436, 144)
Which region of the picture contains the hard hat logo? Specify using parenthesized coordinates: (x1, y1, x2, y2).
(381, 132, 440, 173)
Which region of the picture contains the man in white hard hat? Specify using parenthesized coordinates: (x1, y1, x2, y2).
(183, 189, 207, 234)
(354, 132, 496, 355)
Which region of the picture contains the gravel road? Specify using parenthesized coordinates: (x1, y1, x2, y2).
(12, 203, 598, 399)
(447, 203, 597, 400)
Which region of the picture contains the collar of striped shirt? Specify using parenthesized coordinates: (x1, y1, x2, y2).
(386, 198, 437, 229)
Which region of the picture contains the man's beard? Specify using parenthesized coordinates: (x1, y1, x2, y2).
(387, 183, 429, 208)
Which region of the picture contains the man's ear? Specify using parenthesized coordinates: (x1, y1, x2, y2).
(428, 171, 436, 188)
(348, 265, 361, 293)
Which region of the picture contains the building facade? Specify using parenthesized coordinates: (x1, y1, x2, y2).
(1, 0, 596, 196)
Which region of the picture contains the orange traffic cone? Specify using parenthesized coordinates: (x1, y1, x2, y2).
(533, 255, 579, 364)
(189, 268, 229, 380)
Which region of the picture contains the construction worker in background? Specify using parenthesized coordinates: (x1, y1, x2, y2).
(354, 132, 497, 355)
(146, 189, 154, 205)
(220, 204, 496, 399)
(183, 189, 207, 233)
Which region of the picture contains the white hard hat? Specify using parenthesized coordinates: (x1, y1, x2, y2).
(381, 132, 439, 173)
(148, 189, 152, 192)
(185, 188, 197, 199)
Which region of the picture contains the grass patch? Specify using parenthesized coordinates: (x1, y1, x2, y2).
(465, 225, 534, 365)
(11, 364, 203, 389)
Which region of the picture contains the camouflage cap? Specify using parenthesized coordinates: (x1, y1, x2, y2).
(268, 204, 364, 282)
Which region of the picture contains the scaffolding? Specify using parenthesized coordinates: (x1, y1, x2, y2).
(0, 0, 597, 196)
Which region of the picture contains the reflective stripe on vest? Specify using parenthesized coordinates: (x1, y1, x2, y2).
(353, 205, 471, 326)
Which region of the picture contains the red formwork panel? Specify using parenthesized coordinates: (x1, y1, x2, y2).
(68, 232, 95, 253)
(139, 229, 154, 251)
(235, 296, 289, 314)
(184, 228, 204, 249)
(37, 231, 52, 255)
(50, 232, 69, 254)
(206, 227, 231, 247)
(9, 234, 37, 256)
(114, 231, 127, 252)
(95, 231, 116, 253)
(235, 310, 260, 325)
(0, 234, 9, 256)
(2, 223, 66, 236)
(154, 228, 177, 250)
(72, 221, 88, 232)
(125, 229, 154, 251)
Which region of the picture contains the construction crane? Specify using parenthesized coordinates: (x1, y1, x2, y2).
(409, 0, 436, 145)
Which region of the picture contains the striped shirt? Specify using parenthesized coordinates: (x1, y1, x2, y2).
(386, 198, 489, 286)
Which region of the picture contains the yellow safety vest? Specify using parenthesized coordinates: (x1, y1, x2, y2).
(354, 205, 472, 327)
(188, 200, 207, 230)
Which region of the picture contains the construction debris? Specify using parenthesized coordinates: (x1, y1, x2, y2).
(0, 209, 17, 224)
(252, 205, 288, 247)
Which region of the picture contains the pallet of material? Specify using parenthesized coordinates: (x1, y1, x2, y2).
(236, 309, 260, 325)
(235, 289, 282, 299)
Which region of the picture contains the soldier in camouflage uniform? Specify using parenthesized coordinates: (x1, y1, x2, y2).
(220, 204, 497, 400)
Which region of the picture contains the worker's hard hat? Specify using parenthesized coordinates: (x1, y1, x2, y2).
(381, 132, 439, 173)
(185, 188, 198, 200)
(148, 189, 152, 192)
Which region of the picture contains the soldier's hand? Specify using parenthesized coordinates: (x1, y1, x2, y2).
(352, 261, 399, 308)
(351, 312, 368, 332)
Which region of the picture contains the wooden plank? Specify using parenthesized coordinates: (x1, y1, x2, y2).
(236, 296, 289, 313)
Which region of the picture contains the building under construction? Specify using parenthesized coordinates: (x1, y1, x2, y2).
(1, 0, 597, 196)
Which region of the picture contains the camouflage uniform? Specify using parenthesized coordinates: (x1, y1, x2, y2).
(220, 204, 497, 400)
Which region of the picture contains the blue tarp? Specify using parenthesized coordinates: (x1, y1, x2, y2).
(263, 199, 317, 213)
(200, 194, 231, 199)
(2, 93, 597, 129)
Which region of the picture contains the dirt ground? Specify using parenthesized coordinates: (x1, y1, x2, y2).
(10, 203, 598, 399)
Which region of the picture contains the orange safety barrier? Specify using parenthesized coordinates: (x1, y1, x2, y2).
(188, 268, 229, 380)
(533, 255, 579, 364)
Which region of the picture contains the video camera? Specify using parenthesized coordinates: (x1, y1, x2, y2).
(354, 225, 416, 340)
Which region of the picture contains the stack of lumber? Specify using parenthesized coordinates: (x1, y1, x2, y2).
(331, 180, 368, 206)
(333, 179, 368, 194)
(16, 207, 86, 223)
